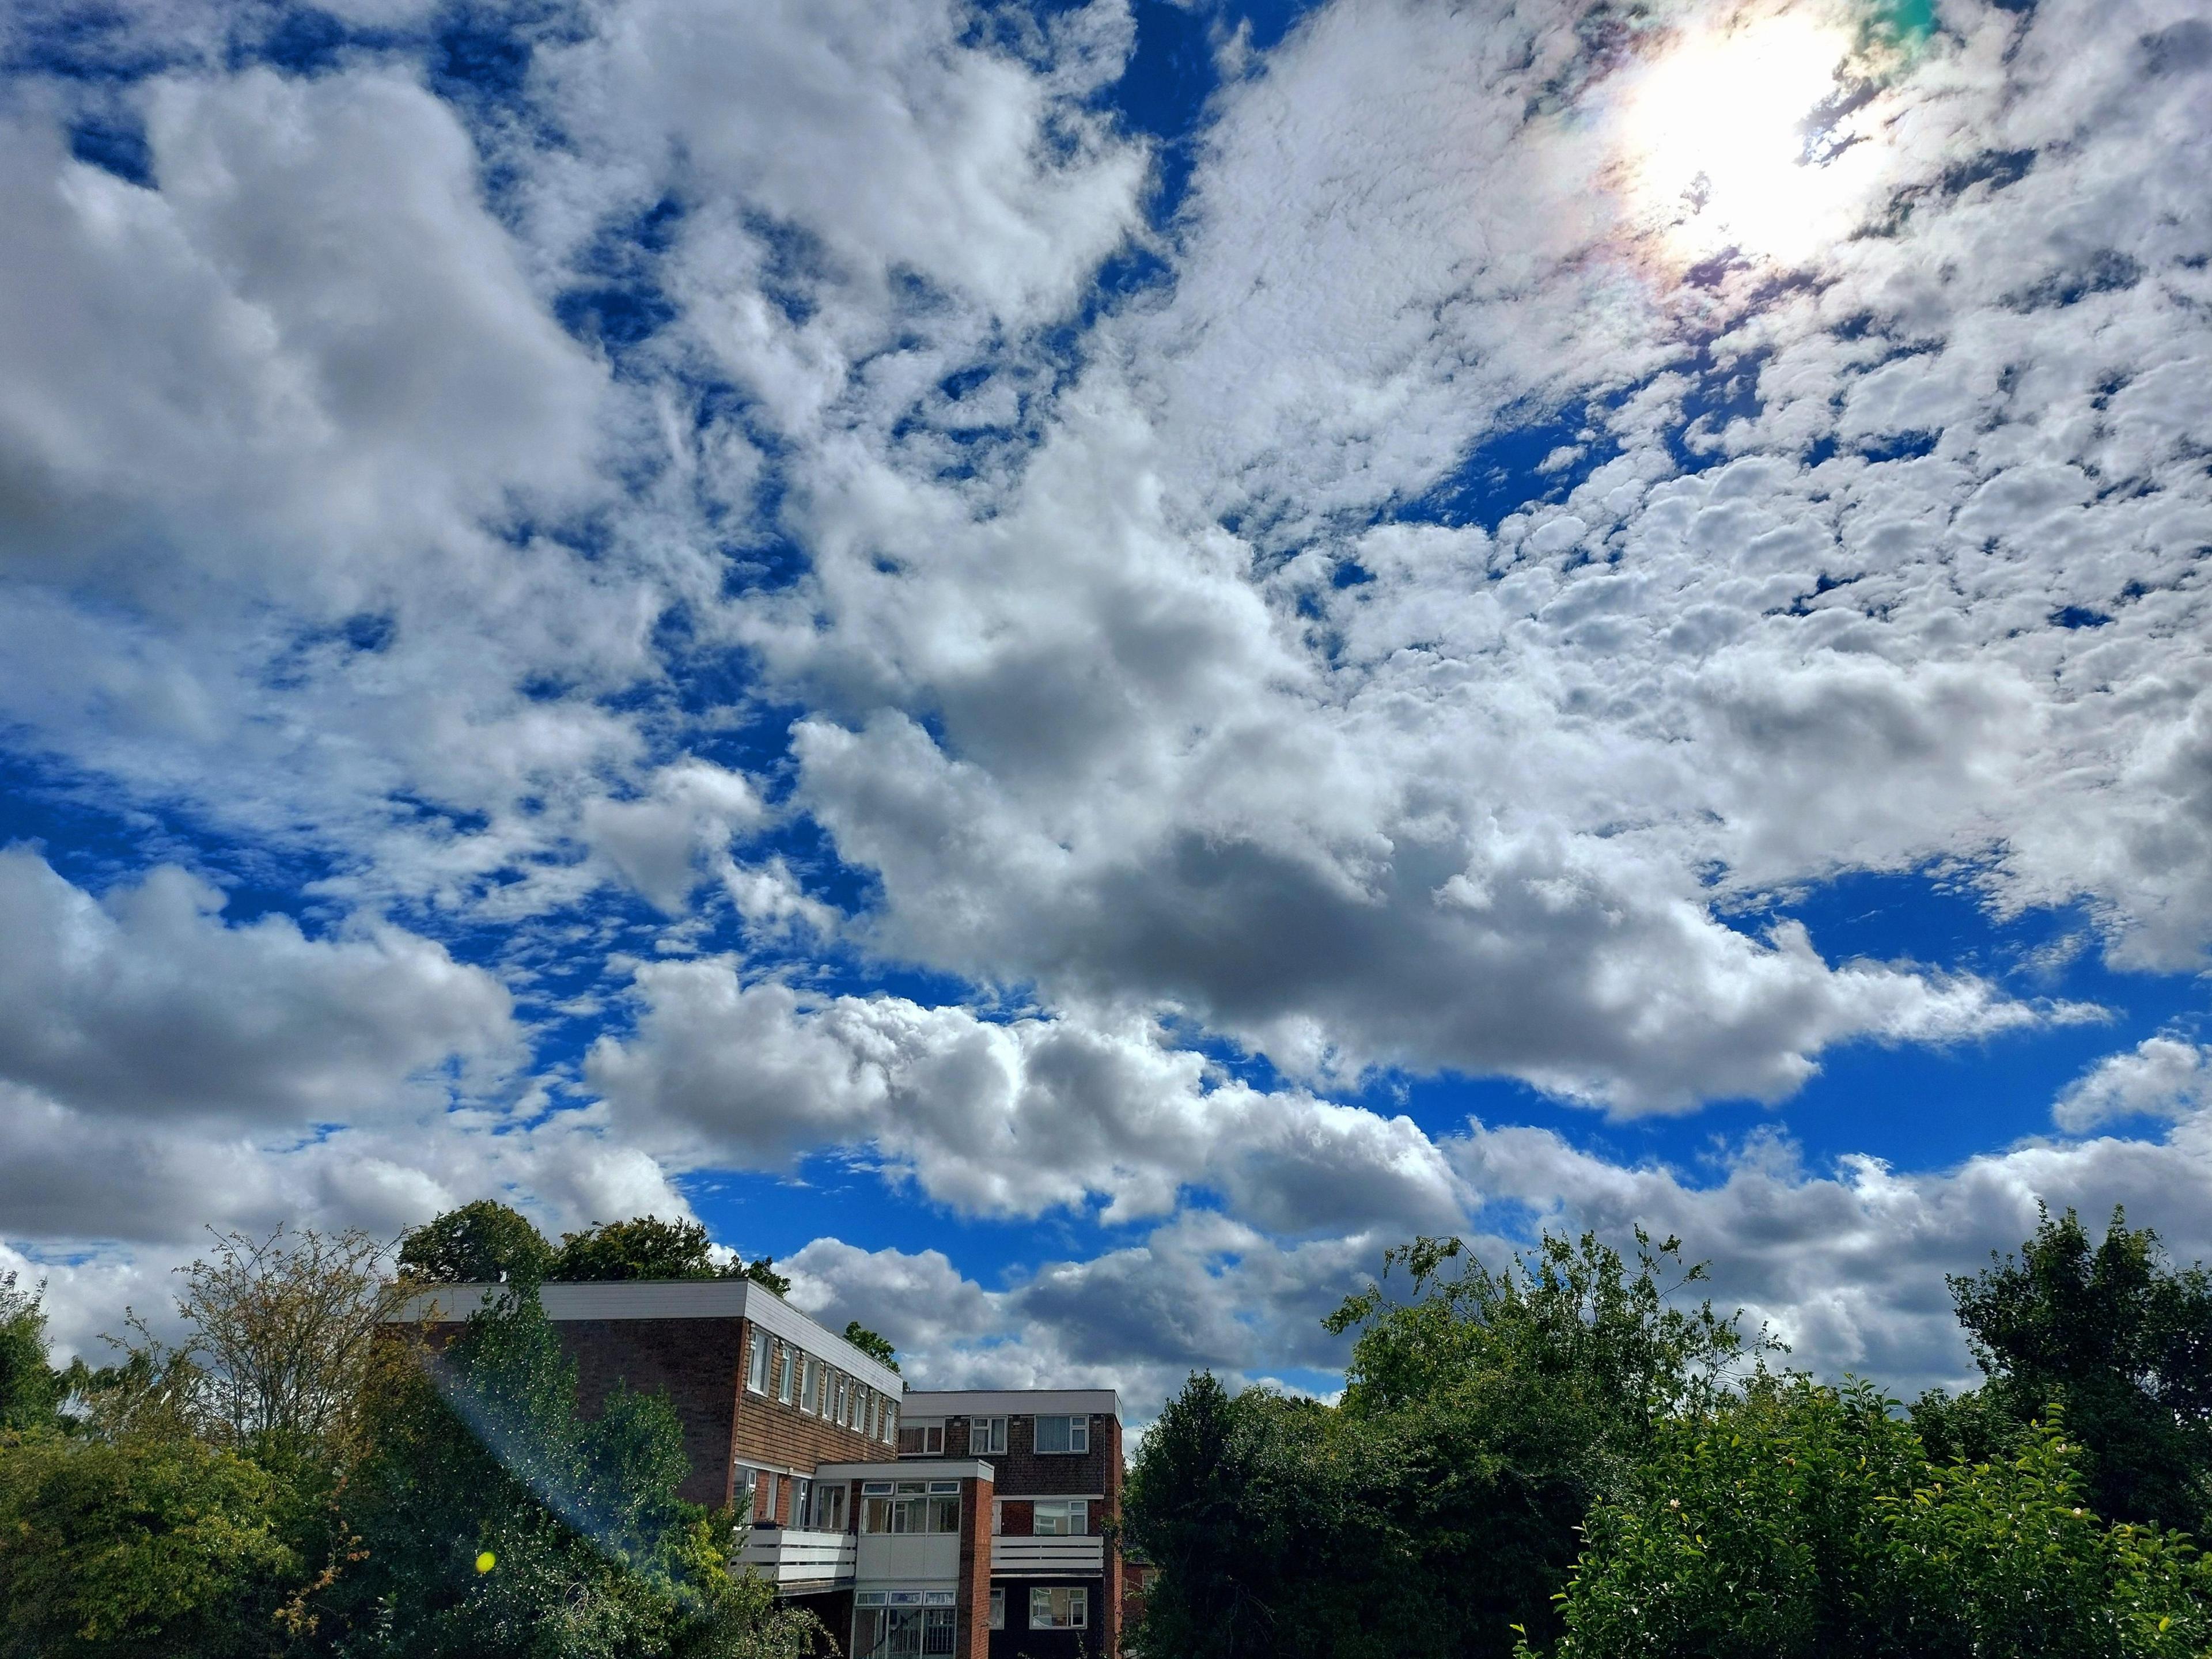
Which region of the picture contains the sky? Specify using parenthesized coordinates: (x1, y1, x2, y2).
(2, 0, 2209, 1416)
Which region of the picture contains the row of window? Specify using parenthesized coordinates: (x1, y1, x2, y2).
(859, 1479, 961, 1533)
(993, 1498, 1088, 1536)
(747, 1327, 897, 1445)
(850, 1588, 1088, 1656)
(990, 1586, 1088, 1631)
(895, 1414, 1090, 1457)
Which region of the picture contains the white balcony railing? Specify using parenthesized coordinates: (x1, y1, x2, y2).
(991, 1535, 1105, 1574)
(737, 1528, 857, 1587)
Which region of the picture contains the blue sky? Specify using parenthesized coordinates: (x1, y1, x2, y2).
(2, 0, 2210, 1410)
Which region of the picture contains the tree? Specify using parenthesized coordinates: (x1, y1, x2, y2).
(1524, 1383, 2212, 1659)
(842, 1321, 898, 1373)
(171, 1226, 402, 1460)
(1326, 1230, 1752, 1658)
(0, 1275, 61, 1433)
(1128, 1230, 1753, 1659)
(399, 1201, 555, 1286)
(551, 1217, 789, 1294)
(0, 1432, 302, 1659)
(1946, 1206, 2212, 1533)
(332, 1284, 818, 1658)
(1124, 1373, 1420, 1659)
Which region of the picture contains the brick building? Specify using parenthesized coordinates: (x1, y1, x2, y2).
(393, 1282, 1127, 1658)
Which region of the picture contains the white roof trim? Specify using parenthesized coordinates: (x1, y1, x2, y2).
(387, 1281, 904, 1396)
(903, 1388, 1120, 1421)
(813, 1459, 997, 1482)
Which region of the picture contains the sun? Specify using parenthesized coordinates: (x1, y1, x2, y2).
(1612, 9, 1878, 269)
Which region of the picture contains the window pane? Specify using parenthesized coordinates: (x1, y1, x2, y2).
(927, 1494, 960, 1533)
(987, 1588, 1005, 1631)
(922, 1609, 956, 1656)
(1035, 1415, 1070, 1453)
(1071, 1418, 1089, 1453)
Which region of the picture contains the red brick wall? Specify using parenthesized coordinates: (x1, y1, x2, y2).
(531, 1317, 748, 1508)
(731, 1319, 897, 1480)
(956, 1470, 995, 1659)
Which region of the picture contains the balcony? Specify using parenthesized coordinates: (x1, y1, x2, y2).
(991, 1534, 1105, 1575)
(736, 1528, 856, 1590)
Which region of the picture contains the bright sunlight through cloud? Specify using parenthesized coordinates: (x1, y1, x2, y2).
(1613, 8, 1884, 268)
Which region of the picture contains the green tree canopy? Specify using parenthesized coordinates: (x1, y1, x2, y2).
(1946, 1205, 2212, 1533)
(550, 1217, 790, 1294)
(330, 1285, 817, 1658)
(399, 1200, 556, 1286)
(1526, 1378, 2212, 1659)
(842, 1321, 899, 1372)
(0, 1274, 62, 1434)
(1126, 1229, 1752, 1659)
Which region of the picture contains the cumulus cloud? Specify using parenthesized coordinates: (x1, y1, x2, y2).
(1450, 1104, 2212, 1396)
(3, 0, 2211, 1403)
(783, 1215, 1375, 1412)
(585, 957, 1468, 1228)
(2055, 1035, 2212, 1132)
(0, 848, 514, 1124)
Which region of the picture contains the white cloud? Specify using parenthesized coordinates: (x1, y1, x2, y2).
(2055, 1034, 2212, 1132)
(585, 957, 1468, 1228)
(0, 848, 514, 1124)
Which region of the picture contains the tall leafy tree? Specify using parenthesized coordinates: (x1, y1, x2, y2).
(1945, 1206, 2212, 1533)
(333, 1284, 817, 1658)
(550, 1217, 790, 1294)
(1526, 1380, 2212, 1659)
(1127, 1230, 1751, 1659)
(398, 1201, 556, 1286)
(172, 1226, 402, 1461)
(0, 1274, 61, 1433)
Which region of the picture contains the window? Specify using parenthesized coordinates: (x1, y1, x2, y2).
(746, 1330, 770, 1393)
(793, 1478, 812, 1527)
(763, 1472, 783, 1525)
(882, 1400, 896, 1443)
(855, 1384, 871, 1433)
(814, 1362, 828, 1417)
(896, 1422, 944, 1456)
(860, 1480, 961, 1535)
(1033, 1415, 1089, 1455)
(1029, 1587, 1088, 1630)
(810, 1482, 846, 1531)
(1031, 1499, 1087, 1536)
(987, 1588, 1005, 1631)
(852, 1604, 957, 1658)
(832, 1373, 846, 1425)
(969, 1416, 1007, 1455)
(777, 1344, 794, 1405)
(797, 1354, 815, 1414)
(990, 1499, 1002, 1536)
(733, 1464, 759, 1517)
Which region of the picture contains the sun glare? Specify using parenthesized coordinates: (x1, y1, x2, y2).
(1614, 11, 1874, 269)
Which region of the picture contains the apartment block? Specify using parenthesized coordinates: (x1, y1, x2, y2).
(391, 1282, 1127, 1658)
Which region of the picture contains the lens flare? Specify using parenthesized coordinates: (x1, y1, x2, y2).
(1612, 10, 1877, 268)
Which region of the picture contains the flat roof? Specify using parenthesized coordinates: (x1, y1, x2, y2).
(388, 1280, 904, 1396)
(813, 1459, 996, 1482)
(901, 1388, 1120, 1421)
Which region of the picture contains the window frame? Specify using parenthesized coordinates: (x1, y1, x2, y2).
(746, 1330, 770, 1393)
(987, 1588, 1005, 1631)
(1030, 1498, 1088, 1536)
(1029, 1586, 1088, 1630)
(776, 1343, 794, 1405)
(1033, 1414, 1089, 1455)
(969, 1415, 1007, 1455)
